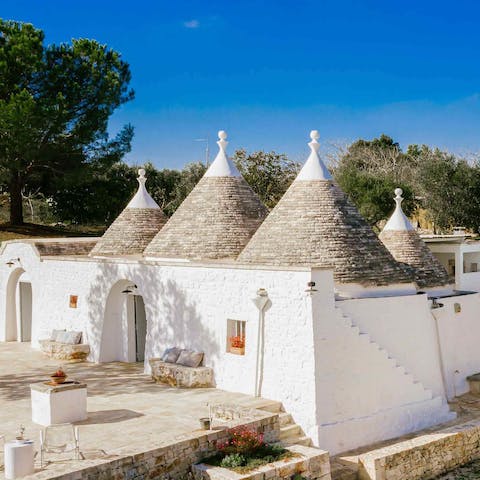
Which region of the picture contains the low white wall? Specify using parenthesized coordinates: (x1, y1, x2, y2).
(433, 293, 480, 399)
(459, 272, 480, 292)
(338, 294, 446, 398)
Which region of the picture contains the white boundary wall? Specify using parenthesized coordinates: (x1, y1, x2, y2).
(432, 293, 480, 399)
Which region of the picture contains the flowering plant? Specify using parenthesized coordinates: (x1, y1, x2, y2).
(229, 335, 245, 349)
(218, 427, 264, 455)
(52, 366, 66, 377)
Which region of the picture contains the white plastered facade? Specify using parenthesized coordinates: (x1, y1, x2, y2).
(1, 240, 480, 454)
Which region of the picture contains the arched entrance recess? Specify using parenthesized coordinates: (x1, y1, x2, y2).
(99, 280, 147, 362)
(5, 268, 33, 342)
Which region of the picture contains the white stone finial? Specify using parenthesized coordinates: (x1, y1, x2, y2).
(138, 168, 147, 185)
(394, 188, 404, 208)
(217, 130, 228, 151)
(204, 130, 241, 177)
(382, 187, 413, 231)
(126, 166, 160, 209)
(310, 130, 320, 141)
(308, 130, 320, 153)
(296, 130, 332, 181)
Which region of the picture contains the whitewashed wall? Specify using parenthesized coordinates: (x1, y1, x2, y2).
(0, 241, 468, 456)
(310, 292, 453, 454)
(0, 241, 322, 442)
(432, 293, 480, 399)
(338, 294, 446, 398)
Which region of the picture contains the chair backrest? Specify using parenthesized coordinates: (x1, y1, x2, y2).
(44, 424, 76, 451)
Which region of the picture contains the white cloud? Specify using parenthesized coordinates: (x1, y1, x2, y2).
(183, 19, 200, 29)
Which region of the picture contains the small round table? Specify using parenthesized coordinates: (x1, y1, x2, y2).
(4, 441, 35, 479)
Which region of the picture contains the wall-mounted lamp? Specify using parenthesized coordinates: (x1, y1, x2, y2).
(121, 284, 137, 294)
(431, 297, 444, 309)
(305, 281, 317, 294)
(5, 258, 20, 268)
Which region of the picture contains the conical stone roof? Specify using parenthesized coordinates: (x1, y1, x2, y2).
(90, 169, 167, 256)
(144, 131, 268, 261)
(379, 188, 452, 289)
(238, 131, 413, 287)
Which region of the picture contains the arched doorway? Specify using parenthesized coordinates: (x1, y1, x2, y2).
(5, 269, 33, 342)
(99, 280, 147, 362)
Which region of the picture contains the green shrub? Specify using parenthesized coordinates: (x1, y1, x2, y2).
(220, 453, 246, 468)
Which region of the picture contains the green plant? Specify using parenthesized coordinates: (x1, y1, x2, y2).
(220, 453, 246, 468)
(291, 474, 307, 480)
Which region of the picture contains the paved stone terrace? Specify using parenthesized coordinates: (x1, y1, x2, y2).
(0, 342, 278, 479)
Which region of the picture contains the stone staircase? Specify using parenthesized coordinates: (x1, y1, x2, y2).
(336, 308, 435, 404)
(309, 308, 456, 454)
(245, 398, 313, 447)
(335, 307, 454, 416)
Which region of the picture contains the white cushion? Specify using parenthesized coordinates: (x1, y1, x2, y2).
(56, 331, 82, 345)
(161, 347, 181, 363)
(50, 329, 66, 342)
(176, 350, 204, 368)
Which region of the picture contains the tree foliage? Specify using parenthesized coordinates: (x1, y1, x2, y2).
(233, 149, 300, 208)
(410, 145, 480, 232)
(0, 19, 134, 224)
(333, 134, 480, 233)
(51, 161, 207, 225)
(333, 135, 416, 226)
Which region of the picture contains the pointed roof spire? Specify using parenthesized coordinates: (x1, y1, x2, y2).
(382, 188, 414, 231)
(127, 169, 161, 209)
(204, 130, 241, 177)
(238, 130, 414, 288)
(379, 188, 452, 290)
(144, 130, 268, 260)
(90, 168, 167, 256)
(296, 130, 332, 181)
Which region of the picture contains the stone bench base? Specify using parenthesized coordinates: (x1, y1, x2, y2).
(39, 340, 90, 362)
(149, 358, 214, 388)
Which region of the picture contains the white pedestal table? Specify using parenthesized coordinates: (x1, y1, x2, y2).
(30, 381, 87, 426)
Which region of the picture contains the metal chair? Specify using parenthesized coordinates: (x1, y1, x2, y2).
(39, 424, 80, 467)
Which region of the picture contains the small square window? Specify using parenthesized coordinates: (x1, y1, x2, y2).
(227, 319, 246, 355)
(69, 295, 78, 308)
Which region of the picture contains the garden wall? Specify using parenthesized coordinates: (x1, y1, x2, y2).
(358, 418, 480, 480)
(33, 412, 283, 480)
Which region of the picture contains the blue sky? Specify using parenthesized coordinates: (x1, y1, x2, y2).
(3, 0, 480, 168)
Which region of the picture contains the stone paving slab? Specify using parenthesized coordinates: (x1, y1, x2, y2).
(0, 342, 275, 479)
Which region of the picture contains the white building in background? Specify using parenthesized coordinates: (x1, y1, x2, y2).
(1, 130, 479, 455)
(423, 233, 480, 292)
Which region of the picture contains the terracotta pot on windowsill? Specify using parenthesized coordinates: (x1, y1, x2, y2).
(230, 346, 245, 355)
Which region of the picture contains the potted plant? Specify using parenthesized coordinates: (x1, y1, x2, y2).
(50, 367, 67, 385)
(229, 335, 245, 355)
